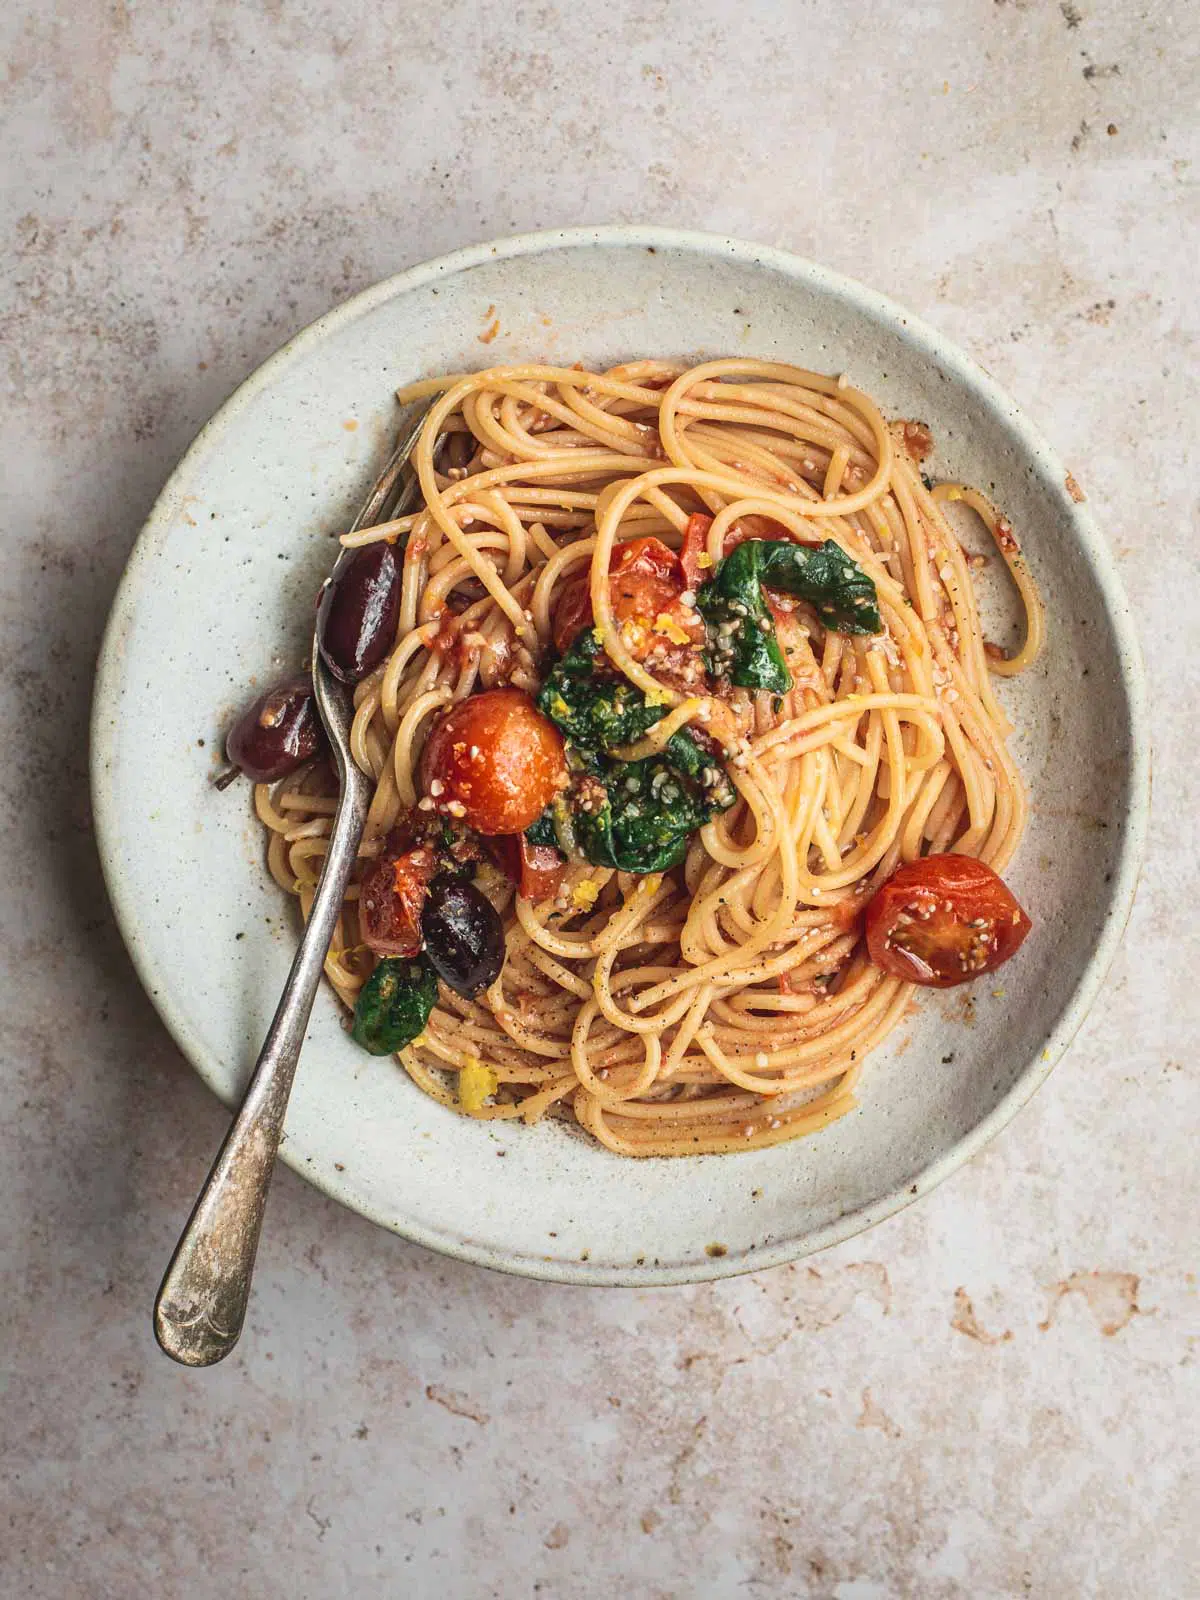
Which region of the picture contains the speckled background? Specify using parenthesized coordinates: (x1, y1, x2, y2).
(3, 2, 1197, 1596)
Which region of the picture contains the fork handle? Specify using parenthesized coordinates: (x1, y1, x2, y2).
(153, 762, 371, 1365)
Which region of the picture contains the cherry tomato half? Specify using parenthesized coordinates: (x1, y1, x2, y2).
(487, 833, 568, 902)
(679, 513, 712, 590)
(864, 853, 1032, 988)
(552, 536, 705, 656)
(359, 843, 436, 958)
(420, 688, 568, 836)
(552, 575, 595, 657)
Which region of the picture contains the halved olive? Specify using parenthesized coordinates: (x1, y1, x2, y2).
(318, 543, 401, 684)
(225, 676, 326, 782)
(420, 875, 505, 997)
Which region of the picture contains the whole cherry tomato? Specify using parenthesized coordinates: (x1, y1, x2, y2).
(865, 853, 1032, 988)
(420, 689, 568, 836)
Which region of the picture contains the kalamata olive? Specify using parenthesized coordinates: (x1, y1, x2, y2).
(226, 675, 326, 782)
(420, 875, 505, 997)
(419, 688, 568, 835)
(318, 543, 401, 684)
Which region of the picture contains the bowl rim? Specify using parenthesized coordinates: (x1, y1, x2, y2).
(90, 224, 1150, 1286)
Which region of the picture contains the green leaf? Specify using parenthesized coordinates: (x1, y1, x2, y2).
(351, 956, 439, 1055)
(696, 542, 791, 693)
(524, 808, 558, 849)
(536, 626, 736, 875)
(697, 538, 881, 694)
(574, 756, 717, 874)
(755, 539, 881, 634)
(527, 793, 582, 858)
(537, 629, 666, 753)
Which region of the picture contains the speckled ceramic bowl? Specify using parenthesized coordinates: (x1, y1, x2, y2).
(91, 227, 1148, 1285)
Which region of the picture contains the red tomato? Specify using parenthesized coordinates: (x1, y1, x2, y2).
(359, 843, 436, 958)
(552, 536, 704, 657)
(720, 515, 818, 558)
(420, 689, 568, 836)
(487, 834, 567, 902)
(608, 536, 683, 618)
(552, 573, 594, 656)
(518, 840, 567, 901)
(679, 513, 712, 590)
(865, 854, 1032, 988)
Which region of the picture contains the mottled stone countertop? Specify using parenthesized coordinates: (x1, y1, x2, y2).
(3, 2, 1196, 1595)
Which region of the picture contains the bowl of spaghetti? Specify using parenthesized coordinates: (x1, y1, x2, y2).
(92, 228, 1147, 1282)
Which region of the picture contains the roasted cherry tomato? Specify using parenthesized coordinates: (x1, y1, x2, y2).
(679, 513, 712, 590)
(864, 854, 1032, 988)
(359, 842, 437, 958)
(552, 573, 595, 656)
(420, 689, 568, 836)
(487, 834, 567, 902)
(609, 536, 687, 618)
(516, 838, 568, 901)
(318, 543, 402, 684)
(552, 536, 704, 656)
(226, 676, 326, 782)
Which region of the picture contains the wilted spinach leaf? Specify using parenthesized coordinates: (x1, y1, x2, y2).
(698, 538, 880, 694)
(524, 808, 559, 849)
(536, 623, 736, 875)
(537, 629, 665, 753)
(754, 539, 881, 633)
(574, 757, 717, 874)
(352, 955, 439, 1055)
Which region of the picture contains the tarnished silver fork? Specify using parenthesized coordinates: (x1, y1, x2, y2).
(154, 404, 433, 1366)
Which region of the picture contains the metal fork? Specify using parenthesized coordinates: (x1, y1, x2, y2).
(154, 404, 433, 1366)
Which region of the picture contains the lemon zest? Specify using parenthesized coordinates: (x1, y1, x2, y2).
(652, 612, 691, 645)
(458, 1057, 499, 1113)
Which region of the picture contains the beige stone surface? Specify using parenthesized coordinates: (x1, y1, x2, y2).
(2, 2, 1197, 1595)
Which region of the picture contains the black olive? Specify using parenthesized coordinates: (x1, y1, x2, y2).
(318, 543, 401, 684)
(226, 676, 326, 782)
(420, 875, 505, 997)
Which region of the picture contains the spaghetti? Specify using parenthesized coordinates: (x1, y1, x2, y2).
(252, 358, 1044, 1156)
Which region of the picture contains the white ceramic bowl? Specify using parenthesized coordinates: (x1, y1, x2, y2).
(91, 227, 1148, 1284)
